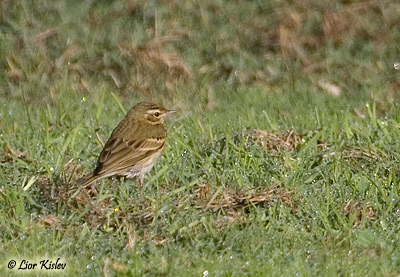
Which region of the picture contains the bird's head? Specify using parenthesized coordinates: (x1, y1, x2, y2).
(130, 102, 176, 124)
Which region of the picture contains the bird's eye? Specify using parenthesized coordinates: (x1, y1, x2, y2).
(154, 112, 160, 117)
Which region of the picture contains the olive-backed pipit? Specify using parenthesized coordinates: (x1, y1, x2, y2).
(77, 102, 175, 195)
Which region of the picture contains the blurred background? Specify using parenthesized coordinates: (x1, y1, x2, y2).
(1, 0, 399, 118)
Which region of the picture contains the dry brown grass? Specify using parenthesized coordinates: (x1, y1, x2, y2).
(38, 175, 156, 228)
(342, 199, 377, 227)
(244, 129, 302, 152)
(276, 1, 393, 62)
(35, 214, 62, 228)
(190, 183, 298, 230)
(192, 183, 296, 211)
(32, 28, 58, 47)
(26, 214, 63, 233)
(342, 146, 387, 160)
(1, 144, 27, 162)
(118, 38, 193, 93)
(38, 165, 297, 232)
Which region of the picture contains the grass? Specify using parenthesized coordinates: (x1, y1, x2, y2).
(1, 0, 400, 276)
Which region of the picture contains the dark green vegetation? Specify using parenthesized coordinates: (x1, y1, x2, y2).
(1, 0, 400, 275)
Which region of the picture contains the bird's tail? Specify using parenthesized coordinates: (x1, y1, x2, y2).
(76, 172, 99, 187)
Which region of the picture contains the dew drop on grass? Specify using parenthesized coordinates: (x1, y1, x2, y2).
(81, 97, 86, 103)
(91, 256, 95, 260)
(394, 62, 400, 70)
(203, 270, 209, 276)
(87, 264, 91, 269)
(9, 110, 13, 115)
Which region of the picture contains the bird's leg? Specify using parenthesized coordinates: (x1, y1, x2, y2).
(138, 174, 144, 200)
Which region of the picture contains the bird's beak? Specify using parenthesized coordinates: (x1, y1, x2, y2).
(160, 109, 176, 119)
(165, 109, 177, 116)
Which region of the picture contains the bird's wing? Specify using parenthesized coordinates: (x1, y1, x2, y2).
(94, 136, 165, 176)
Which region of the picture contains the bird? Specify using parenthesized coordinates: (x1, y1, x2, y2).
(76, 102, 176, 196)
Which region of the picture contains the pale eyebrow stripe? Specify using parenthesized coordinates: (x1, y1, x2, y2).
(147, 109, 161, 114)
